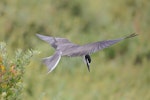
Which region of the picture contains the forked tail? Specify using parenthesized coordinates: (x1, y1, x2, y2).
(42, 51, 62, 73)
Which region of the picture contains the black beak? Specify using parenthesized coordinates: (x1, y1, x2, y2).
(86, 61, 90, 72)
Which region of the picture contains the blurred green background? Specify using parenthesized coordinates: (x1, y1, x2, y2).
(0, 0, 150, 99)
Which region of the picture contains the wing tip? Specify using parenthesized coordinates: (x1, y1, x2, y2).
(36, 33, 41, 36)
(125, 33, 138, 39)
(36, 33, 44, 38)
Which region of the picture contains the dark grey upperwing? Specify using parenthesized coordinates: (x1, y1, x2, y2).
(76, 33, 137, 55)
(36, 34, 71, 49)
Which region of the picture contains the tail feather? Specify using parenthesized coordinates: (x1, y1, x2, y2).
(42, 51, 62, 73)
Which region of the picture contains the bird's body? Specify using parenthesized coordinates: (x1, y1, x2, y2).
(36, 33, 137, 73)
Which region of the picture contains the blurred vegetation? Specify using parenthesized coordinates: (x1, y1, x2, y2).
(0, 0, 150, 100)
(0, 42, 37, 100)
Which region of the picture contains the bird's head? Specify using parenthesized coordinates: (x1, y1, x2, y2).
(85, 55, 91, 72)
(85, 55, 91, 63)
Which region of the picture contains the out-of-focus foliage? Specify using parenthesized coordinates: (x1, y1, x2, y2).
(0, 0, 150, 100)
(0, 42, 37, 100)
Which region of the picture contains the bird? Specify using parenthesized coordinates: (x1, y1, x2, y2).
(36, 33, 137, 73)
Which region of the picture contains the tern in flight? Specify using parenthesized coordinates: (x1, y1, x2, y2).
(36, 33, 137, 73)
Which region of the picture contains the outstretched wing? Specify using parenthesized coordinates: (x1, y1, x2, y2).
(36, 34, 71, 49)
(76, 33, 137, 55)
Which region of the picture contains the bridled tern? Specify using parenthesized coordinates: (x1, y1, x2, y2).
(36, 33, 137, 73)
